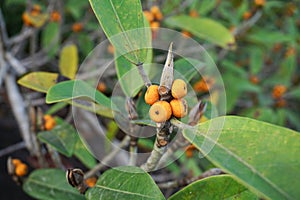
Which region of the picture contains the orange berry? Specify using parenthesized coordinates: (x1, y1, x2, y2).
(12, 159, 22, 166)
(186, 144, 196, 151)
(143, 11, 154, 22)
(171, 79, 187, 99)
(15, 163, 28, 177)
(144, 85, 160, 105)
(85, 177, 97, 187)
(189, 9, 199, 18)
(272, 85, 287, 99)
(150, 6, 160, 15)
(32, 4, 41, 13)
(182, 30, 192, 38)
(150, 6, 163, 21)
(50, 11, 61, 22)
(185, 149, 193, 158)
(72, 23, 83, 32)
(249, 75, 259, 84)
(193, 77, 215, 93)
(30, 10, 40, 17)
(170, 98, 188, 118)
(150, 21, 160, 30)
(254, 0, 265, 7)
(107, 44, 115, 54)
(43, 115, 56, 130)
(97, 82, 107, 93)
(22, 12, 32, 26)
(149, 101, 172, 123)
(243, 11, 252, 20)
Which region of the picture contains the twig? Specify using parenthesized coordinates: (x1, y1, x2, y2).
(0, 8, 9, 48)
(126, 98, 139, 166)
(136, 62, 152, 88)
(5, 52, 27, 75)
(0, 142, 26, 157)
(157, 101, 207, 169)
(140, 122, 173, 171)
(5, 74, 35, 154)
(157, 168, 224, 189)
(84, 135, 131, 179)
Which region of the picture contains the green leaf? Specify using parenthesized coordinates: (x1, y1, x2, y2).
(165, 15, 235, 49)
(38, 118, 77, 156)
(73, 137, 97, 168)
(183, 116, 300, 200)
(78, 34, 94, 57)
(169, 175, 258, 200)
(89, 0, 150, 64)
(174, 58, 205, 81)
(59, 44, 78, 79)
(46, 102, 68, 115)
(23, 169, 85, 200)
(46, 80, 113, 118)
(86, 166, 165, 200)
(246, 29, 294, 46)
(18, 72, 58, 93)
(42, 22, 60, 58)
(249, 47, 264, 74)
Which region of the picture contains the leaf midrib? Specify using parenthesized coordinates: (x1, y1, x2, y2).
(109, 0, 139, 62)
(94, 184, 157, 199)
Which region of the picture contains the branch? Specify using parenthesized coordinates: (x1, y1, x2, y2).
(157, 168, 224, 189)
(84, 136, 131, 179)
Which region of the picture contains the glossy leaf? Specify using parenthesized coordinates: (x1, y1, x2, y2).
(73, 137, 97, 169)
(46, 80, 113, 118)
(59, 44, 78, 79)
(86, 166, 165, 200)
(165, 15, 235, 49)
(23, 169, 85, 200)
(18, 72, 58, 93)
(174, 58, 205, 81)
(42, 22, 60, 58)
(169, 175, 258, 200)
(183, 116, 300, 200)
(89, 0, 150, 64)
(38, 118, 77, 156)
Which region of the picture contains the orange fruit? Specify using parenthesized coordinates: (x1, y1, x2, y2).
(85, 177, 97, 187)
(72, 23, 83, 32)
(43, 115, 56, 130)
(272, 85, 287, 99)
(182, 30, 192, 38)
(143, 11, 154, 22)
(249, 75, 259, 84)
(12, 159, 22, 166)
(255, 0, 265, 7)
(15, 163, 28, 177)
(97, 82, 107, 93)
(243, 11, 252, 20)
(149, 101, 172, 123)
(171, 79, 187, 99)
(150, 21, 160, 30)
(51, 11, 61, 22)
(170, 98, 188, 118)
(189, 9, 199, 18)
(144, 85, 160, 105)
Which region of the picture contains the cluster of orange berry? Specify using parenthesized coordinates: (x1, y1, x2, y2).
(272, 85, 287, 108)
(22, 4, 42, 26)
(193, 76, 215, 93)
(144, 6, 163, 31)
(11, 158, 28, 177)
(43, 115, 56, 130)
(145, 79, 188, 123)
